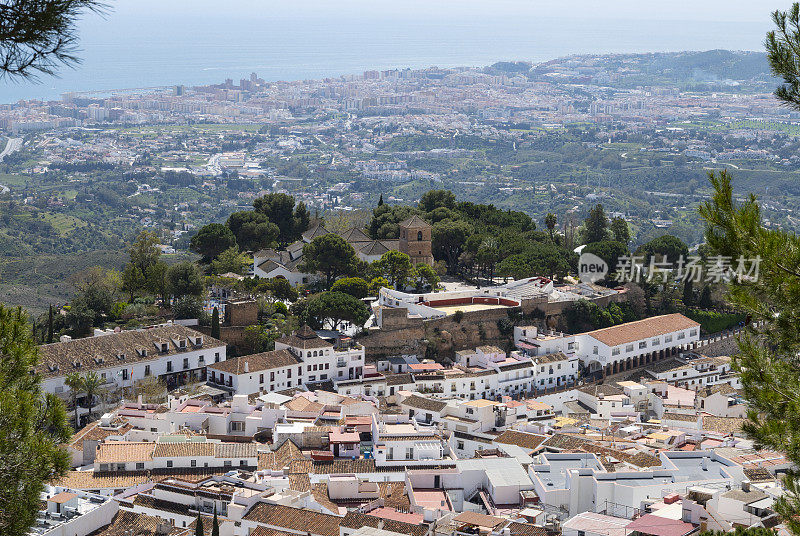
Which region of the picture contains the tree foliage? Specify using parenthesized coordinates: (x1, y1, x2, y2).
(767, 3, 800, 110)
(635, 234, 689, 265)
(305, 292, 370, 330)
(166, 261, 204, 299)
(372, 251, 414, 289)
(190, 223, 236, 264)
(583, 204, 609, 244)
(0, 305, 71, 536)
(699, 169, 800, 534)
(0, 0, 105, 80)
(300, 234, 358, 288)
(330, 277, 370, 299)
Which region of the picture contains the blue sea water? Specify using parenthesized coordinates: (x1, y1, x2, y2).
(0, 5, 772, 104)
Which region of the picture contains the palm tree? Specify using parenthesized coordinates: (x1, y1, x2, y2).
(64, 372, 85, 427)
(82, 371, 102, 421)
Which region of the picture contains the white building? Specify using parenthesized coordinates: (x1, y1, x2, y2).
(37, 325, 227, 395)
(514, 313, 701, 377)
(207, 325, 365, 395)
(94, 436, 258, 472)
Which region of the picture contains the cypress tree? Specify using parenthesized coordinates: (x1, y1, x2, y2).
(378, 194, 384, 206)
(682, 279, 694, 307)
(194, 513, 204, 536)
(47, 305, 54, 344)
(211, 307, 220, 339)
(211, 506, 219, 536)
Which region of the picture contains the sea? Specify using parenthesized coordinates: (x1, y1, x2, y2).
(0, 7, 772, 104)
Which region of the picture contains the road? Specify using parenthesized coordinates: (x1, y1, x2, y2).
(0, 137, 23, 194)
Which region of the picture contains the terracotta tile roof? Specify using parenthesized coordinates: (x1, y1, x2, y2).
(340, 511, 429, 536)
(586, 313, 699, 348)
(89, 510, 187, 536)
(275, 325, 332, 350)
(663, 412, 698, 423)
(577, 384, 625, 397)
(95, 442, 155, 464)
(701, 415, 747, 436)
(243, 503, 341, 536)
(37, 325, 224, 378)
(54, 467, 231, 490)
(70, 420, 133, 451)
(494, 430, 548, 451)
(399, 215, 431, 229)
(541, 433, 590, 451)
(250, 527, 297, 536)
(743, 466, 775, 483)
(453, 511, 506, 529)
(152, 442, 214, 458)
(208, 349, 298, 374)
(698, 384, 738, 397)
(534, 352, 571, 364)
(507, 521, 549, 536)
(580, 443, 662, 468)
(284, 396, 325, 413)
(49, 491, 77, 503)
(401, 395, 447, 413)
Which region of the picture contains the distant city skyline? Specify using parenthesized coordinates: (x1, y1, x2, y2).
(0, 0, 784, 103)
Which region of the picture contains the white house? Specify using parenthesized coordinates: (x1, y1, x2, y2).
(207, 325, 365, 395)
(514, 313, 701, 377)
(94, 436, 258, 472)
(38, 325, 227, 395)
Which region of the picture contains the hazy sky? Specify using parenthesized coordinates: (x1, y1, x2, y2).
(90, 0, 791, 24)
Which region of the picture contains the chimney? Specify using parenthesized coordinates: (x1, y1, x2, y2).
(244, 361, 249, 373)
(742, 481, 751, 492)
(701, 457, 708, 471)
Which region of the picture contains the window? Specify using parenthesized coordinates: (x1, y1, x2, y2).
(270, 371, 275, 382)
(144, 365, 150, 376)
(136, 462, 144, 470)
(101, 372, 107, 380)
(183, 357, 189, 369)
(466, 407, 474, 415)
(287, 369, 292, 378)
(665, 335, 672, 343)
(612, 348, 620, 356)
(677, 332, 685, 340)
(239, 460, 246, 466)
(191, 460, 196, 467)
(215, 352, 220, 362)
(593, 346, 598, 355)
(626, 344, 634, 352)
(224, 461, 232, 467)
(690, 329, 698, 336)
(167, 460, 173, 468)
(166, 361, 173, 373)
(639, 341, 647, 349)
(122, 369, 129, 380)
(457, 441, 464, 450)
(198, 355, 204, 364)
(652, 338, 660, 345)
(259, 374, 264, 384)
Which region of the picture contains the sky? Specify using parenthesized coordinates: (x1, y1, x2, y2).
(91, 0, 791, 24)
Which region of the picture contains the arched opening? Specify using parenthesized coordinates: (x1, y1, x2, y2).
(417, 231, 423, 241)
